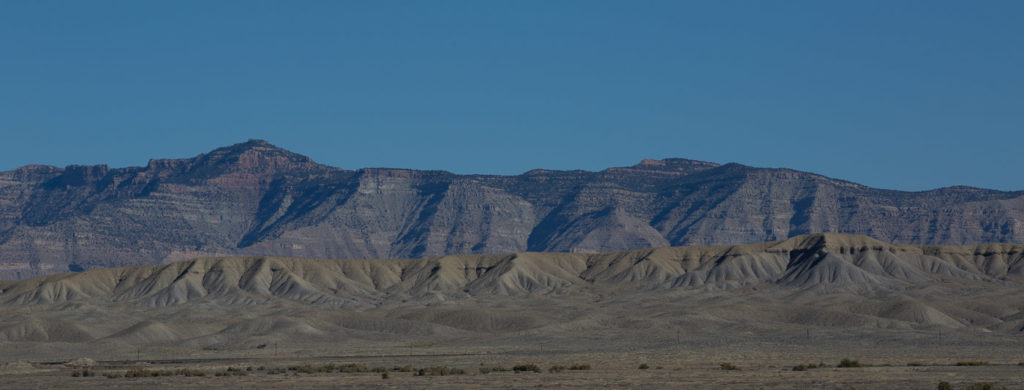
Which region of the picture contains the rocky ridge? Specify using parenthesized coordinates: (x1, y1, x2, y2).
(0, 140, 1022, 279)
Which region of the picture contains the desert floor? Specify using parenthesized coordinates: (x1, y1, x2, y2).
(3, 330, 1023, 389)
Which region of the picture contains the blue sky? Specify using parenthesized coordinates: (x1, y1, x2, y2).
(1, 1, 1021, 191)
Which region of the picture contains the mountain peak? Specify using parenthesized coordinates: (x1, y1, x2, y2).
(634, 158, 718, 169)
(214, 139, 293, 156)
(201, 139, 315, 167)
(228, 139, 285, 153)
(242, 138, 274, 147)
(139, 140, 329, 180)
(610, 158, 720, 176)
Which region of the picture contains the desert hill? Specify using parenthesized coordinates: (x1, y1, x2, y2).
(1, 139, 1023, 280)
(0, 234, 1021, 349)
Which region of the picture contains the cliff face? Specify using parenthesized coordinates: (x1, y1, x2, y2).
(0, 140, 1021, 279)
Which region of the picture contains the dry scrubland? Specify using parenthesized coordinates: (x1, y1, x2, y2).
(1, 233, 1023, 388)
(2, 349, 1023, 389)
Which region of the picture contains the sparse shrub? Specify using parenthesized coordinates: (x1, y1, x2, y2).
(295, 363, 369, 373)
(124, 368, 185, 378)
(415, 366, 466, 376)
(907, 362, 923, 366)
(173, 368, 206, 377)
(936, 381, 953, 390)
(513, 364, 541, 373)
(655, 366, 663, 369)
(413, 366, 438, 374)
(71, 370, 82, 377)
(479, 365, 509, 374)
(549, 365, 566, 373)
(392, 365, 415, 372)
(956, 361, 989, 366)
(720, 362, 739, 371)
(289, 364, 315, 374)
(338, 363, 368, 373)
(964, 383, 1007, 390)
(569, 364, 591, 370)
(381, 372, 388, 379)
(793, 363, 825, 371)
(638, 363, 650, 370)
(104, 372, 122, 379)
(837, 358, 862, 368)
(372, 366, 388, 373)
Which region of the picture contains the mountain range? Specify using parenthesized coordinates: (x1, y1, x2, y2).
(1, 139, 1021, 280)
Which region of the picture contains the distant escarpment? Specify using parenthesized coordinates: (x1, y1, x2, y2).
(0, 139, 1022, 279)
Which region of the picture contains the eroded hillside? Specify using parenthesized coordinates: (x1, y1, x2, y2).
(0, 234, 1021, 348)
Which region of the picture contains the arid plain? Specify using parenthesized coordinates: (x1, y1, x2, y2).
(1, 233, 1023, 389)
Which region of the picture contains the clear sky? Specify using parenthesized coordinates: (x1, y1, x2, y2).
(1, 1, 1021, 191)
